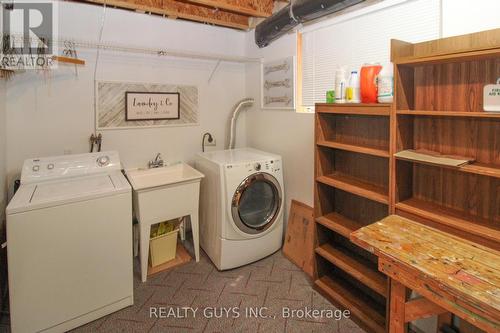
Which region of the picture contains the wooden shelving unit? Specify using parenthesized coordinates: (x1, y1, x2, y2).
(315, 243, 387, 297)
(395, 198, 500, 243)
(314, 103, 391, 333)
(314, 29, 500, 331)
(317, 140, 390, 158)
(315, 212, 360, 239)
(392, 30, 500, 251)
(317, 174, 389, 204)
(315, 274, 386, 333)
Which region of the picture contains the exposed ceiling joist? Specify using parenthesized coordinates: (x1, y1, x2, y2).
(81, 0, 250, 30)
(184, 0, 274, 18)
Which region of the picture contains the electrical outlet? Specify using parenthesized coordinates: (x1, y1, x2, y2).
(205, 136, 216, 146)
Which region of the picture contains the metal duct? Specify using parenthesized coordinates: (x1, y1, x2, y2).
(255, 0, 365, 48)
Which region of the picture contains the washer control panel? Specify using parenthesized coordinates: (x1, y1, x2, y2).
(21, 151, 121, 184)
(97, 155, 111, 167)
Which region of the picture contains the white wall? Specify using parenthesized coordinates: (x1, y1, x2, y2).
(442, 0, 500, 37)
(0, 80, 6, 228)
(5, 2, 248, 198)
(245, 32, 315, 218)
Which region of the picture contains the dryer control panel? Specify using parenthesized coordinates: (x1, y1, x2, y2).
(226, 159, 281, 174)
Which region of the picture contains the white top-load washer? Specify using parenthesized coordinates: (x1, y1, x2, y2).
(195, 148, 284, 270)
(6, 151, 133, 333)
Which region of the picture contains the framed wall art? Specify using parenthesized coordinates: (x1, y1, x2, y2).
(261, 56, 295, 110)
(125, 92, 180, 121)
(96, 80, 198, 130)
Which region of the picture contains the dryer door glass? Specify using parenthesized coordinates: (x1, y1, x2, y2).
(232, 173, 282, 234)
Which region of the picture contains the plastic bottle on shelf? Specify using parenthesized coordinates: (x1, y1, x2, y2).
(377, 63, 394, 103)
(346, 70, 361, 103)
(326, 90, 335, 103)
(360, 63, 382, 103)
(334, 68, 347, 103)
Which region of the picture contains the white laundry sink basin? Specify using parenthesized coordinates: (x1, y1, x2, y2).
(125, 162, 204, 282)
(126, 163, 204, 191)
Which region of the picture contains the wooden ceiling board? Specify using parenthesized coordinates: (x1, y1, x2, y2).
(184, 0, 274, 17)
(80, 0, 250, 29)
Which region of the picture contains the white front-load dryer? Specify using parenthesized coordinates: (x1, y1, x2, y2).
(195, 148, 284, 270)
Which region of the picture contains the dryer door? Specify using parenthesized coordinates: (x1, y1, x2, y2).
(231, 172, 282, 234)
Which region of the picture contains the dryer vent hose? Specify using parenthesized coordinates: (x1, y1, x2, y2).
(228, 98, 254, 149)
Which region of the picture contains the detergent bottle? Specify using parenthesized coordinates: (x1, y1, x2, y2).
(377, 63, 394, 103)
(334, 68, 347, 103)
(360, 63, 382, 103)
(346, 70, 360, 103)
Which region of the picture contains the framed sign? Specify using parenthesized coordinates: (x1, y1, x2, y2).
(261, 56, 295, 110)
(125, 92, 180, 121)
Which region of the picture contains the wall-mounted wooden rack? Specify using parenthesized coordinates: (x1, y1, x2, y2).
(52, 56, 86, 66)
(314, 28, 500, 332)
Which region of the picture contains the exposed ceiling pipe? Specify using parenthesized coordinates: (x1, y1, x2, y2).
(255, 0, 365, 48)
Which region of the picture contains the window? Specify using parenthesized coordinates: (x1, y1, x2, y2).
(298, 0, 441, 109)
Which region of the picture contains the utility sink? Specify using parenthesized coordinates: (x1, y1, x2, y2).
(126, 163, 204, 191)
(125, 163, 204, 282)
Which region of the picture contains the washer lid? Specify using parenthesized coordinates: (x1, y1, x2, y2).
(6, 172, 131, 214)
(33, 175, 114, 203)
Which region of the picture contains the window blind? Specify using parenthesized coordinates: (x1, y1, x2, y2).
(301, 0, 441, 106)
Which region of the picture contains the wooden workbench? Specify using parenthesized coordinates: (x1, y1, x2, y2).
(350, 215, 500, 333)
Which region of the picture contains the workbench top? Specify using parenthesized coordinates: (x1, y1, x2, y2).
(351, 215, 500, 315)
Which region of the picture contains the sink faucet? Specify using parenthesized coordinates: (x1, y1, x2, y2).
(148, 153, 164, 168)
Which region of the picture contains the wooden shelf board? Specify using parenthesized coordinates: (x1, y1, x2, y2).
(397, 110, 500, 118)
(316, 173, 389, 205)
(317, 109, 390, 116)
(315, 244, 387, 297)
(316, 212, 360, 239)
(317, 140, 390, 158)
(316, 104, 390, 116)
(395, 153, 500, 179)
(395, 48, 500, 66)
(316, 103, 391, 108)
(460, 162, 500, 179)
(147, 243, 192, 277)
(315, 275, 386, 333)
(395, 198, 500, 244)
